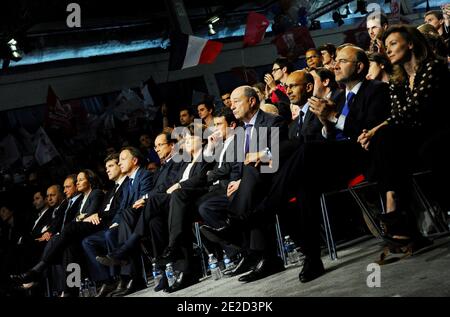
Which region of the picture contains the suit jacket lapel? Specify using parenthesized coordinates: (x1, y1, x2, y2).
(131, 168, 142, 202)
(302, 110, 314, 132)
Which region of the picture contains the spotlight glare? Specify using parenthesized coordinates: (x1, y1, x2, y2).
(209, 16, 220, 24)
(6, 38, 23, 62)
(208, 23, 216, 35)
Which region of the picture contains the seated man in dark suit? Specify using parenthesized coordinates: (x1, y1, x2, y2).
(83, 147, 153, 297)
(291, 44, 390, 282)
(94, 138, 179, 295)
(197, 107, 243, 265)
(17, 190, 54, 268)
(201, 85, 289, 283)
(52, 175, 83, 234)
(286, 70, 324, 142)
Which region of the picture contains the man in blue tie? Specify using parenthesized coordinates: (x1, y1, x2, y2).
(287, 44, 390, 283)
(83, 147, 153, 296)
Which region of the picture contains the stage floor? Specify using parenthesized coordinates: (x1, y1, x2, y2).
(130, 235, 450, 297)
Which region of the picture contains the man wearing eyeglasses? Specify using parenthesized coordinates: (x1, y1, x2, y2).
(305, 48, 323, 71)
(285, 70, 323, 142)
(264, 57, 292, 121)
(286, 45, 390, 283)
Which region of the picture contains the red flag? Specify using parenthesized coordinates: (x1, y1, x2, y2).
(243, 12, 270, 47)
(45, 86, 73, 134)
(272, 26, 315, 59)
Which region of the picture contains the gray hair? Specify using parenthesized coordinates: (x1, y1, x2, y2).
(241, 85, 260, 105)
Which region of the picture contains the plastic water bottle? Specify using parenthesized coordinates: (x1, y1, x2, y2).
(82, 278, 91, 297)
(88, 279, 97, 297)
(208, 253, 222, 280)
(284, 236, 300, 265)
(165, 263, 176, 287)
(152, 263, 163, 288)
(222, 251, 235, 270)
(78, 280, 85, 297)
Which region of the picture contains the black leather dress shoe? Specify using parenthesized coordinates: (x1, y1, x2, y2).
(223, 256, 256, 277)
(164, 272, 198, 293)
(238, 257, 285, 283)
(106, 279, 128, 297)
(10, 270, 40, 284)
(96, 254, 129, 267)
(298, 257, 325, 283)
(111, 279, 147, 297)
(95, 281, 118, 297)
(154, 275, 169, 292)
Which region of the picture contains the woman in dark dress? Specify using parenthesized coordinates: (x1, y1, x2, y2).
(357, 25, 449, 246)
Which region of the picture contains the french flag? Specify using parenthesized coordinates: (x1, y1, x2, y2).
(169, 33, 223, 71)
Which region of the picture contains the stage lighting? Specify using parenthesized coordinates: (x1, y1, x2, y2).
(208, 16, 220, 24)
(332, 11, 344, 26)
(208, 23, 216, 35)
(309, 20, 321, 30)
(7, 38, 23, 61)
(343, 5, 351, 17)
(355, 0, 368, 15)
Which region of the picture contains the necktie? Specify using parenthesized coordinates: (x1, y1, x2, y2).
(61, 199, 73, 231)
(336, 92, 356, 140)
(296, 111, 305, 138)
(244, 123, 254, 155)
(341, 91, 355, 117)
(109, 183, 119, 200)
(127, 177, 134, 203)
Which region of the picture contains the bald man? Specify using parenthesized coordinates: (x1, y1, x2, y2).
(285, 70, 323, 142)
